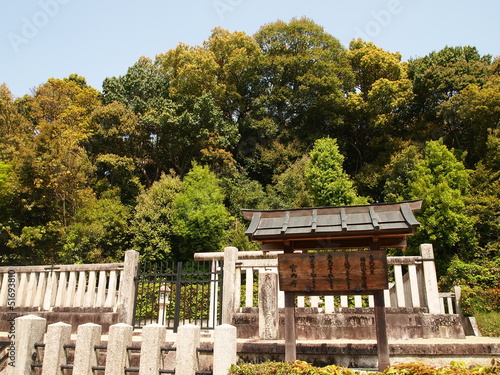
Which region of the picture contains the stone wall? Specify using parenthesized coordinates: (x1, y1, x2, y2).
(234, 307, 466, 340)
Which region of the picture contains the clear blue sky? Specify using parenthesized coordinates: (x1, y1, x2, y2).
(1, 0, 498, 98)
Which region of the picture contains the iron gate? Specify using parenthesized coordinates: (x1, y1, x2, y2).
(132, 260, 223, 331)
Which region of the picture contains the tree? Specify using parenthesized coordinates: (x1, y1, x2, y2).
(408, 46, 492, 141)
(171, 164, 232, 260)
(102, 57, 169, 115)
(266, 155, 312, 209)
(305, 138, 368, 207)
(131, 172, 182, 262)
(438, 76, 500, 166)
(343, 39, 414, 175)
(204, 27, 263, 121)
(383, 140, 476, 270)
(247, 18, 353, 183)
(465, 130, 500, 258)
(1, 77, 100, 264)
(62, 191, 132, 263)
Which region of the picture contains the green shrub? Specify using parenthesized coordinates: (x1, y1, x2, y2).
(229, 361, 356, 375)
(474, 311, 500, 337)
(228, 360, 500, 375)
(461, 287, 500, 315)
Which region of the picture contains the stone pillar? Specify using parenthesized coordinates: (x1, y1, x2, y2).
(105, 323, 133, 375)
(420, 244, 441, 314)
(258, 270, 279, 340)
(222, 247, 238, 325)
(139, 324, 166, 375)
(41, 322, 72, 375)
(408, 264, 421, 307)
(213, 324, 237, 375)
(117, 250, 139, 324)
(73, 323, 102, 375)
(8, 315, 46, 375)
(245, 268, 254, 307)
(235, 267, 242, 311)
(176, 324, 201, 375)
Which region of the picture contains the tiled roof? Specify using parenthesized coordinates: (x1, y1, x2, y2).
(242, 200, 422, 250)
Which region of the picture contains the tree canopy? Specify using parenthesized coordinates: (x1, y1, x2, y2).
(0, 18, 498, 288)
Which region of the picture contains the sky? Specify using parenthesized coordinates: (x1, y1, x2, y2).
(1, 0, 499, 98)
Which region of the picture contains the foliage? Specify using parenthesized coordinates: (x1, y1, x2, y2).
(229, 360, 500, 375)
(0, 19, 499, 291)
(229, 360, 356, 375)
(383, 140, 475, 270)
(266, 155, 312, 209)
(441, 257, 500, 290)
(62, 191, 132, 263)
(460, 286, 500, 316)
(131, 172, 182, 262)
(170, 164, 232, 260)
(305, 138, 368, 206)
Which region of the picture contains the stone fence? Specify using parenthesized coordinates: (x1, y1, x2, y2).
(3, 315, 237, 375)
(195, 244, 476, 339)
(0, 251, 139, 332)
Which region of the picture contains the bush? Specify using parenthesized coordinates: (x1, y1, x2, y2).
(461, 287, 500, 315)
(229, 361, 356, 375)
(228, 360, 500, 375)
(474, 311, 500, 337)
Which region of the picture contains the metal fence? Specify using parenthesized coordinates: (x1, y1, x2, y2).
(132, 260, 223, 331)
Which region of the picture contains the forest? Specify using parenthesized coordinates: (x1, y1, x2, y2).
(0, 18, 499, 297)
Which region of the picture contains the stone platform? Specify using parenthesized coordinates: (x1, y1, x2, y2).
(235, 336, 500, 368)
(1, 331, 499, 371)
(234, 307, 467, 340)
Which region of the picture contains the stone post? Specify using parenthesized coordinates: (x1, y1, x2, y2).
(105, 323, 133, 375)
(139, 324, 166, 375)
(117, 250, 139, 325)
(8, 315, 46, 375)
(420, 244, 441, 314)
(222, 247, 238, 325)
(245, 268, 254, 307)
(258, 270, 279, 340)
(73, 323, 102, 375)
(41, 322, 72, 375)
(176, 324, 201, 375)
(213, 324, 237, 375)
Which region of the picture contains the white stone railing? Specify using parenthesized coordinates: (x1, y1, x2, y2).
(195, 244, 445, 323)
(0, 263, 123, 311)
(0, 251, 139, 325)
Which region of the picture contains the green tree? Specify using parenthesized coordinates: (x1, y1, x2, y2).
(1, 77, 100, 264)
(383, 140, 475, 270)
(247, 18, 353, 183)
(131, 172, 182, 262)
(62, 191, 132, 263)
(171, 164, 232, 260)
(465, 130, 500, 258)
(305, 138, 368, 207)
(266, 155, 312, 209)
(438, 76, 500, 166)
(102, 56, 169, 114)
(408, 46, 492, 141)
(343, 40, 414, 175)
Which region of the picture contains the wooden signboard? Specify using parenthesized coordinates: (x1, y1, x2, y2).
(278, 250, 388, 293)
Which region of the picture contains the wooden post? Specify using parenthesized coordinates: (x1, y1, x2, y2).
(284, 291, 296, 362)
(373, 290, 390, 371)
(283, 242, 296, 362)
(372, 238, 389, 371)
